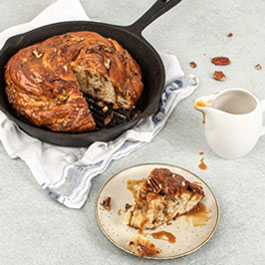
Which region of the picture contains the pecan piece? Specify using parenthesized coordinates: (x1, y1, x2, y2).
(33, 50, 43, 59)
(104, 58, 111, 69)
(147, 176, 161, 193)
(255, 64, 262, 71)
(213, 71, 226, 81)
(102, 106, 108, 113)
(101, 197, 111, 210)
(104, 112, 114, 126)
(211, 57, 231, 66)
(189, 61, 197, 68)
(125, 203, 132, 211)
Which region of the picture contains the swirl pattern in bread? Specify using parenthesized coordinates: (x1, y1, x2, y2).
(5, 31, 143, 132)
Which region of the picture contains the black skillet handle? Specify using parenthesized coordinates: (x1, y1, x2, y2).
(125, 0, 182, 36)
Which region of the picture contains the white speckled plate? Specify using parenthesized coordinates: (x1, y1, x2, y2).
(95, 163, 220, 259)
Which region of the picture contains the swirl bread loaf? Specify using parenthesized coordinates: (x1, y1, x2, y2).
(5, 31, 143, 132)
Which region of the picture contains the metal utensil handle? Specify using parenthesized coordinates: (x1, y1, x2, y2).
(126, 0, 182, 35)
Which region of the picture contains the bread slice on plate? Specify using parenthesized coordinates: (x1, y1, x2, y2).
(124, 168, 204, 230)
(128, 233, 160, 257)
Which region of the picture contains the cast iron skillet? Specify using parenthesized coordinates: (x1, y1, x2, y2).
(0, 0, 182, 147)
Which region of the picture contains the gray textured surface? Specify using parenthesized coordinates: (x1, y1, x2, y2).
(0, 0, 265, 264)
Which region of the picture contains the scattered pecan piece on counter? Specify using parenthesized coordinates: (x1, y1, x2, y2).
(101, 197, 111, 210)
(227, 33, 233, 38)
(211, 57, 231, 66)
(189, 61, 197, 68)
(213, 71, 226, 81)
(255, 64, 262, 71)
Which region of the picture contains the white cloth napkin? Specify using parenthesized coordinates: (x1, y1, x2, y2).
(0, 0, 199, 208)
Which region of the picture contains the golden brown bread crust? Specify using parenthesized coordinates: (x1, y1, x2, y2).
(5, 31, 143, 132)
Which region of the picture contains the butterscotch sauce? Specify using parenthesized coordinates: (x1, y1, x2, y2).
(137, 230, 147, 236)
(117, 209, 124, 216)
(198, 158, 207, 170)
(140, 215, 149, 230)
(194, 100, 208, 124)
(126, 179, 145, 201)
(185, 202, 212, 227)
(150, 231, 176, 244)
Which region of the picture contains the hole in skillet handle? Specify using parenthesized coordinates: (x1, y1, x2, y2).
(125, 0, 182, 36)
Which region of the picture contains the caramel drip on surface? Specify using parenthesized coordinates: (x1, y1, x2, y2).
(126, 179, 145, 201)
(150, 231, 176, 244)
(194, 100, 208, 124)
(199, 158, 207, 170)
(117, 209, 123, 216)
(185, 202, 212, 227)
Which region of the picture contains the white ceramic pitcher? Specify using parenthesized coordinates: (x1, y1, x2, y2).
(194, 88, 265, 159)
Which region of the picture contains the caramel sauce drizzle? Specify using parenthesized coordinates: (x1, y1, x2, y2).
(126, 179, 145, 201)
(150, 231, 176, 244)
(198, 158, 207, 170)
(117, 209, 124, 216)
(185, 202, 212, 227)
(140, 215, 149, 230)
(194, 100, 208, 124)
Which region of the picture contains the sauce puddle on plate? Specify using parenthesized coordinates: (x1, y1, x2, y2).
(117, 209, 125, 216)
(185, 202, 212, 229)
(150, 231, 176, 244)
(126, 179, 145, 201)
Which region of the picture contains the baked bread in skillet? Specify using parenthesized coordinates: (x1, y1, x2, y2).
(124, 168, 204, 230)
(5, 31, 143, 132)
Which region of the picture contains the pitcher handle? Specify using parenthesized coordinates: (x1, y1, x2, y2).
(260, 99, 265, 136)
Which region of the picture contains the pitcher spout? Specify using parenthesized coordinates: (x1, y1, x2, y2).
(194, 93, 219, 124)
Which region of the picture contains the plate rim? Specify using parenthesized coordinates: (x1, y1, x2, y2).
(95, 162, 220, 260)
